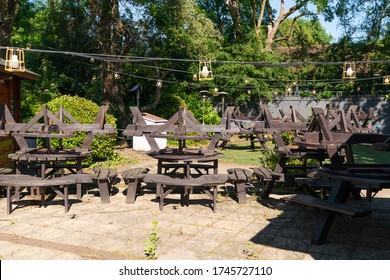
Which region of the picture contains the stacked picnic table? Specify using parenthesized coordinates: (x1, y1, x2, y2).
(227, 103, 390, 245)
(122, 106, 253, 211)
(0, 104, 117, 214)
(258, 104, 390, 245)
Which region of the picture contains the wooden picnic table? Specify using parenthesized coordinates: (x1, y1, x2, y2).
(146, 147, 224, 211)
(148, 148, 222, 176)
(284, 167, 390, 245)
(1, 104, 116, 200)
(8, 147, 91, 199)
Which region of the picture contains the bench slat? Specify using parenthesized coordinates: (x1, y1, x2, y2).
(283, 194, 372, 217)
(253, 166, 281, 180)
(143, 174, 228, 186)
(121, 168, 150, 180)
(295, 178, 334, 189)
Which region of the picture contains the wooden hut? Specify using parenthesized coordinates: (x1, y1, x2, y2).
(0, 61, 39, 167)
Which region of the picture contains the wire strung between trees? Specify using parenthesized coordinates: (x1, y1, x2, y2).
(1, 46, 389, 91)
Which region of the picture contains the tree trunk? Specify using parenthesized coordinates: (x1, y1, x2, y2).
(226, 0, 243, 39)
(264, 1, 307, 52)
(103, 61, 129, 129)
(0, 0, 20, 50)
(87, 0, 131, 128)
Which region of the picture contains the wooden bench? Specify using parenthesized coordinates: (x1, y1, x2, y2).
(253, 166, 282, 182)
(59, 168, 117, 203)
(161, 163, 214, 174)
(227, 168, 253, 203)
(143, 173, 229, 212)
(0, 174, 84, 214)
(121, 168, 150, 203)
(252, 166, 283, 198)
(283, 194, 372, 217)
(295, 177, 335, 198)
(90, 168, 118, 203)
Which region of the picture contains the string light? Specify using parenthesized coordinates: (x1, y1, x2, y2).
(2, 46, 390, 93)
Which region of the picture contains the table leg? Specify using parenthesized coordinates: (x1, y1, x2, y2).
(40, 186, 45, 207)
(260, 181, 275, 199)
(6, 187, 12, 215)
(310, 180, 352, 245)
(64, 185, 69, 212)
(213, 159, 218, 174)
(185, 162, 193, 197)
(76, 159, 82, 199)
(156, 159, 162, 198)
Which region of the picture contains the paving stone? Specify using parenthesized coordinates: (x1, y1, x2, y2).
(1, 175, 390, 260)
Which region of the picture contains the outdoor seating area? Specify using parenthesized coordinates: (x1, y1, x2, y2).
(1, 102, 390, 255)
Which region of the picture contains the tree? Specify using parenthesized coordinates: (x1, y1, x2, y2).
(131, 0, 223, 113)
(86, 0, 139, 128)
(199, 1, 328, 51)
(0, 0, 20, 50)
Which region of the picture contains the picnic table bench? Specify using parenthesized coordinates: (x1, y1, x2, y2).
(121, 168, 150, 203)
(0, 167, 118, 214)
(0, 174, 80, 214)
(227, 168, 253, 203)
(283, 168, 390, 245)
(90, 168, 118, 203)
(252, 166, 283, 198)
(161, 163, 214, 174)
(143, 173, 229, 212)
(283, 194, 372, 217)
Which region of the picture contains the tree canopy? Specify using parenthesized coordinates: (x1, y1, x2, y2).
(1, 0, 390, 127)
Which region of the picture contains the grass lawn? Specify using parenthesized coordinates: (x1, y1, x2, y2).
(217, 138, 390, 167)
(352, 144, 390, 164)
(167, 136, 390, 168)
(217, 136, 269, 167)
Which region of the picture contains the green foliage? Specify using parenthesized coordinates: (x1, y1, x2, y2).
(315, 90, 333, 99)
(181, 92, 220, 125)
(144, 220, 159, 260)
(10, 0, 390, 119)
(147, 91, 184, 119)
(281, 131, 295, 146)
(90, 156, 139, 169)
(278, 18, 333, 47)
(21, 59, 62, 122)
(259, 150, 281, 170)
(41, 95, 118, 165)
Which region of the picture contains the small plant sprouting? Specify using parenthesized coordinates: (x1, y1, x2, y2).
(144, 220, 159, 259)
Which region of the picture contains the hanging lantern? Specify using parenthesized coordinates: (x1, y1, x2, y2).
(383, 76, 390, 85)
(5, 48, 25, 72)
(156, 80, 163, 88)
(198, 61, 213, 81)
(342, 61, 356, 80)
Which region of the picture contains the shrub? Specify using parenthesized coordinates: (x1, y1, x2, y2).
(259, 150, 281, 169)
(39, 95, 118, 164)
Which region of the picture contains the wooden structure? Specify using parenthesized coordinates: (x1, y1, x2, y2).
(222, 104, 308, 150)
(0, 104, 116, 202)
(284, 167, 390, 245)
(0, 104, 115, 153)
(254, 105, 379, 199)
(295, 106, 374, 164)
(0, 61, 40, 166)
(123, 107, 257, 208)
(123, 106, 240, 152)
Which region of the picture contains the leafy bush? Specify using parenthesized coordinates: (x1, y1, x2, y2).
(281, 131, 295, 145)
(259, 150, 281, 169)
(37, 95, 118, 164)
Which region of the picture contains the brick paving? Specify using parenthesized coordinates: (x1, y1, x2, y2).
(0, 150, 390, 260)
